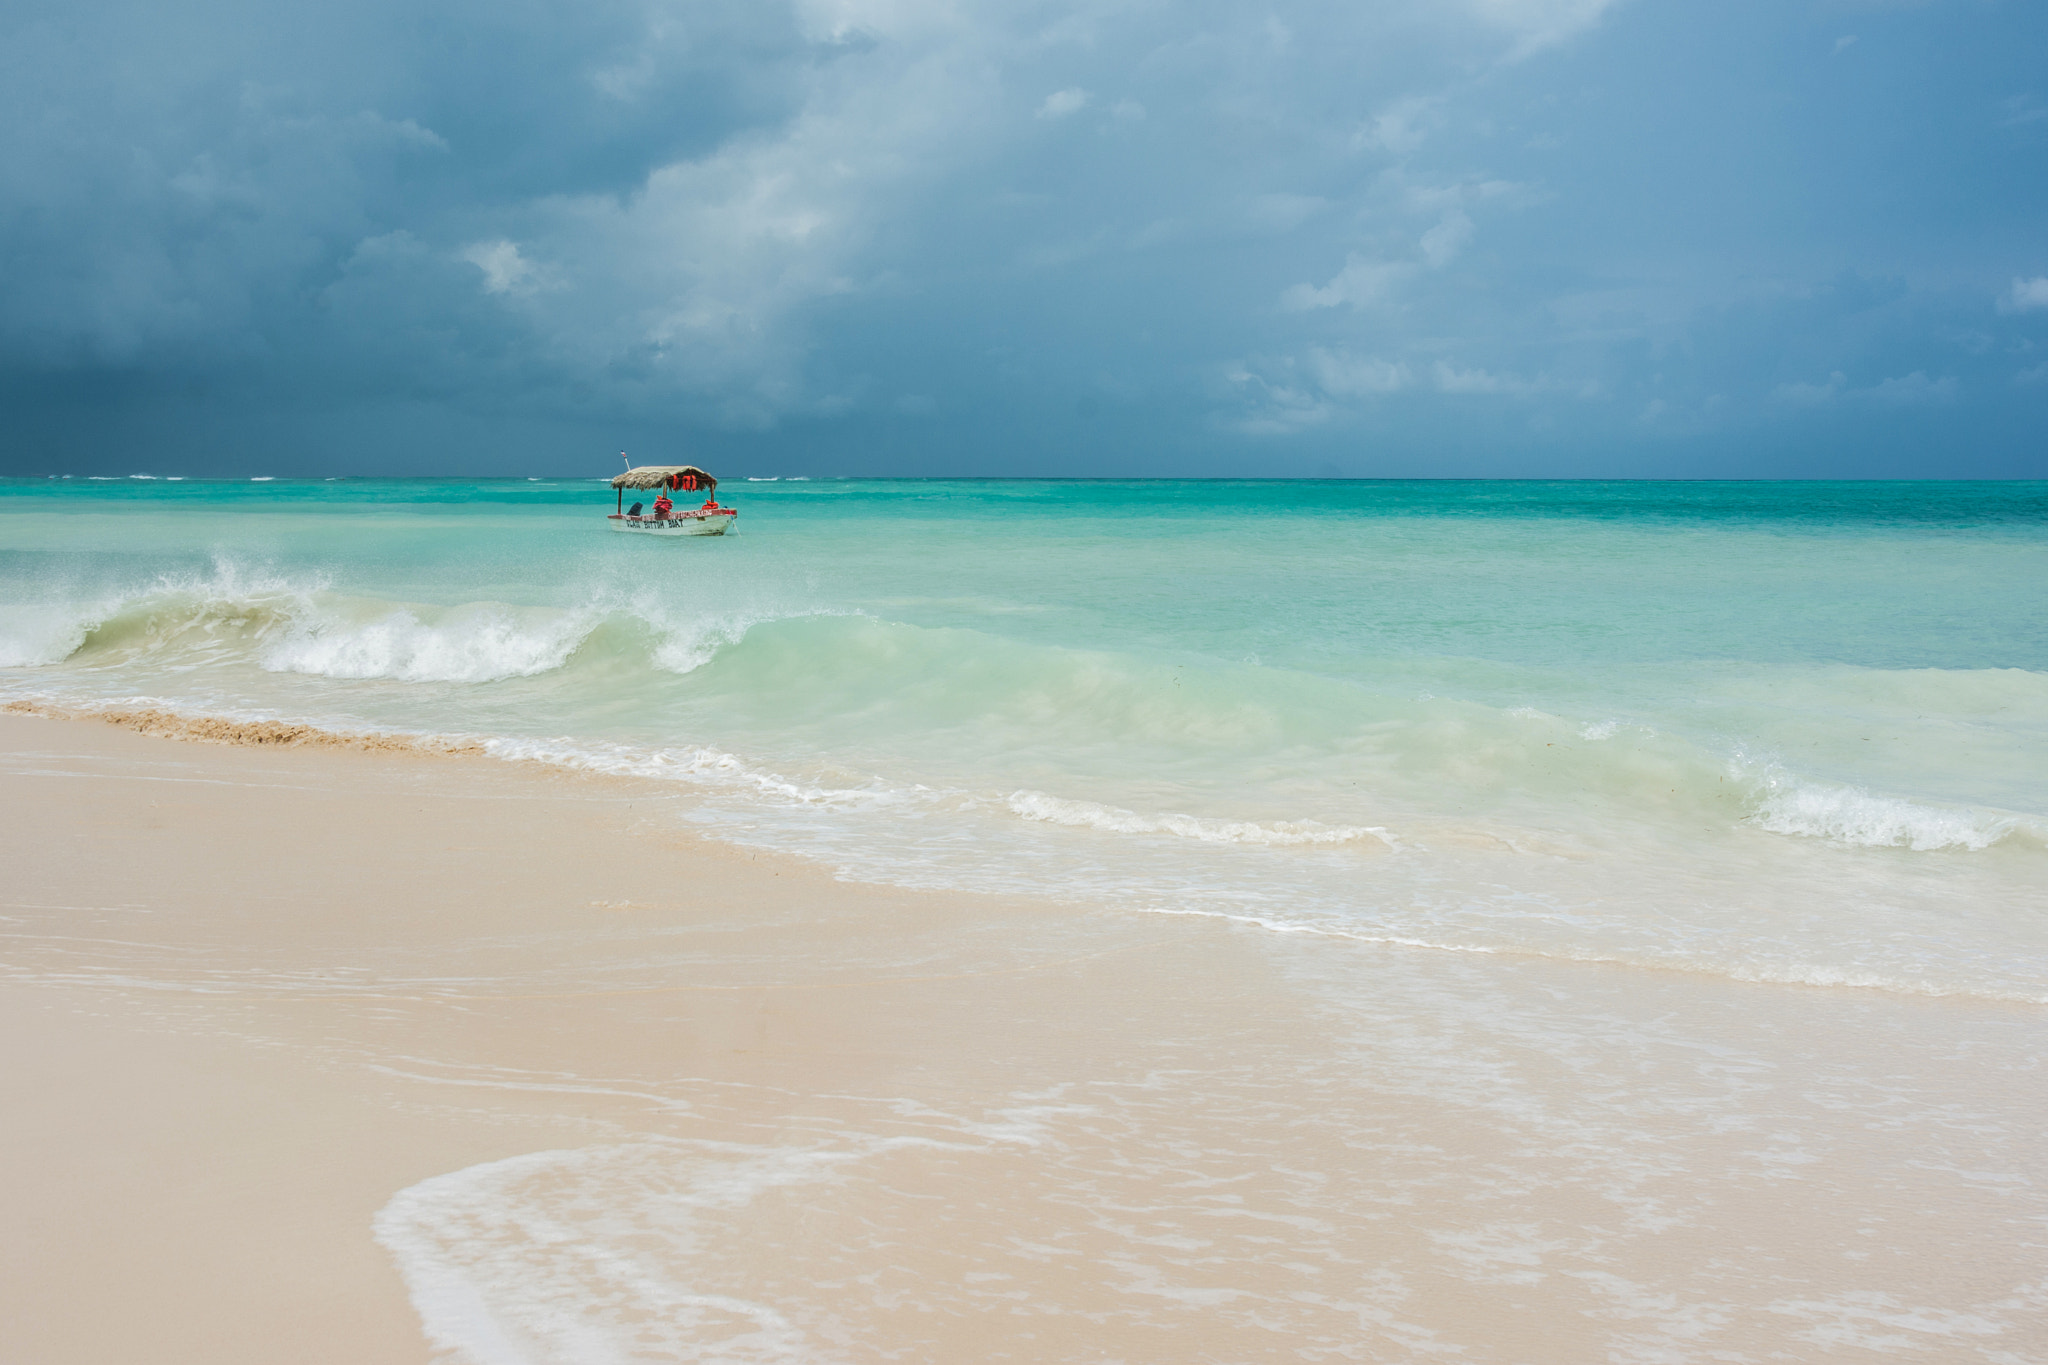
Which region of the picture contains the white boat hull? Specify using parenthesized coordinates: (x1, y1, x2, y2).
(608, 511, 736, 537)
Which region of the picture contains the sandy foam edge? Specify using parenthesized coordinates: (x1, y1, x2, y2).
(0, 697, 487, 756)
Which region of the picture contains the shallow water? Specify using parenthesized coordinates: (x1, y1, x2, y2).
(7, 475, 2048, 1362)
(368, 946, 2048, 1365)
(6, 477, 2044, 1001)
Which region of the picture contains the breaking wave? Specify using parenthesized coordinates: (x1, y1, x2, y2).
(0, 603, 98, 668)
(4, 564, 2042, 874)
(0, 559, 843, 688)
(264, 603, 596, 683)
(1747, 778, 2036, 852)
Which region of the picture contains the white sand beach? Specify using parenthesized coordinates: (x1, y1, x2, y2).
(5, 709, 2044, 1363)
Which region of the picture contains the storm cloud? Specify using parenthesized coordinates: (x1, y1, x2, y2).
(3, 0, 2045, 476)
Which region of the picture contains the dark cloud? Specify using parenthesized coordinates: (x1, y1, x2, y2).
(1, 0, 2045, 476)
(0, 0, 807, 362)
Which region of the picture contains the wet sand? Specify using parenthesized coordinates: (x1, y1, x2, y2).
(4, 712, 2044, 1363)
(0, 712, 1269, 1362)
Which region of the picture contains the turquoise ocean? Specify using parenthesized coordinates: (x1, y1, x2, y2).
(5, 476, 2045, 1004)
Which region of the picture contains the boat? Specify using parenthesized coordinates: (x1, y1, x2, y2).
(608, 465, 738, 536)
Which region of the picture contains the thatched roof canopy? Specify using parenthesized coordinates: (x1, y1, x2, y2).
(612, 465, 717, 491)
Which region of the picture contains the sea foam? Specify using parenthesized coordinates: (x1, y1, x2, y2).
(1747, 779, 2029, 851)
(374, 1141, 877, 1365)
(0, 605, 97, 668)
(263, 604, 595, 683)
(1008, 790, 1397, 848)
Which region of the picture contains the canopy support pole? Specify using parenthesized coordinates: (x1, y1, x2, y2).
(617, 486, 623, 515)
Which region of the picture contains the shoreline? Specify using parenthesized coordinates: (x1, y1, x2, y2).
(0, 710, 1236, 1362)
(13, 694, 2043, 1009)
(6, 710, 2046, 1363)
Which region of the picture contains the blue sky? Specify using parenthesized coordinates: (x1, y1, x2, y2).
(2, 0, 2045, 477)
